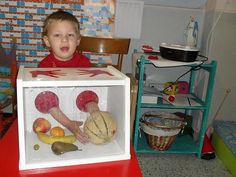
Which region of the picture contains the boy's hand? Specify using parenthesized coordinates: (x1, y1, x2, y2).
(68, 120, 89, 144)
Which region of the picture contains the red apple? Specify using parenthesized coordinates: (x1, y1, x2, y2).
(33, 117, 51, 133)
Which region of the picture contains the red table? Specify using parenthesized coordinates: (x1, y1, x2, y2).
(0, 120, 142, 177)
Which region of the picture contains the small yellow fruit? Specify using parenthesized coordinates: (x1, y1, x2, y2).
(50, 126, 65, 137)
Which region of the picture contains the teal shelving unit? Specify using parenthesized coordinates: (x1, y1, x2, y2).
(133, 55, 217, 158)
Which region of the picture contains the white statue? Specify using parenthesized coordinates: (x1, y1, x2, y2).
(184, 16, 198, 47)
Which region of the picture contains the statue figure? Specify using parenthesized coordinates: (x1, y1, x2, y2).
(184, 16, 198, 47)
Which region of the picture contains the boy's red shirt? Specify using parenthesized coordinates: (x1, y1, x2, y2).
(39, 52, 91, 68)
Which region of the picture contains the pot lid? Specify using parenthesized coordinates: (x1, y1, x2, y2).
(160, 43, 199, 52)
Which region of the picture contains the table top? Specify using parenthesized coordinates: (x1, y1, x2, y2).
(0, 120, 142, 177)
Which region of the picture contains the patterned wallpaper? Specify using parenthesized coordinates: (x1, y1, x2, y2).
(0, 0, 115, 66)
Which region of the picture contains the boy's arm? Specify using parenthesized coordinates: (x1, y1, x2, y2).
(49, 108, 89, 144)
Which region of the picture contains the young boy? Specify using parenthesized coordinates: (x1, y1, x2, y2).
(39, 10, 91, 68)
(39, 10, 91, 143)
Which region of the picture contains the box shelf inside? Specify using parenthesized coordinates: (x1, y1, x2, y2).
(141, 94, 206, 110)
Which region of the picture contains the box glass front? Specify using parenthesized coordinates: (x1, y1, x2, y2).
(17, 67, 130, 170)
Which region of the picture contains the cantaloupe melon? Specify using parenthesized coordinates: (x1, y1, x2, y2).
(84, 111, 117, 145)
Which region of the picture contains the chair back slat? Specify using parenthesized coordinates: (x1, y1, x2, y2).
(78, 36, 130, 71)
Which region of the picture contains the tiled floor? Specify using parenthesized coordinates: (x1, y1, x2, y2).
(137, 153, 232, 177)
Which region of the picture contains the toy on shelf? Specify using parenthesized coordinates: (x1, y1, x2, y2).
(163, 82, 178, 95)
(161, 81, 190, 104)
(142, 45, 154, 52)
(162, 82, 178, 103)
(177, 81, 189, 94)
(142, 45, 159, 60)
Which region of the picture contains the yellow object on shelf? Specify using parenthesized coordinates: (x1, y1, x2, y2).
(164, 82, 178, 95)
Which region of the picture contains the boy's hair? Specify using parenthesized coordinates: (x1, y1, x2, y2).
(43, 10, 80, 36)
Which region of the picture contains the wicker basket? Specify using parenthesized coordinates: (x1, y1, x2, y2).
(140, 111, 185, 151)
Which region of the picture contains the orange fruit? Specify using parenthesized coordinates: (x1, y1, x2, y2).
(50, 126, 65, 137)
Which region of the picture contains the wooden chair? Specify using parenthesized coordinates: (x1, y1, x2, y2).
(78, 36, 130, 71)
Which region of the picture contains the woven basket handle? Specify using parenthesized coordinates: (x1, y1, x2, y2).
(144, 121, 184, 130)
(141, 113, 186, 130)
(144, 114, 184, 121)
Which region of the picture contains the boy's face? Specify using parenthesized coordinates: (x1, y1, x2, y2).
(43, 20, 80, 61)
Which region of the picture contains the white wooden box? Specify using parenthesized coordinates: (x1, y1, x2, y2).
(17, 66, 130, 170)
